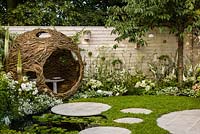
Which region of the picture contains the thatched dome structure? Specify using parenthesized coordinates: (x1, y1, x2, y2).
(6, 29, 84, 98)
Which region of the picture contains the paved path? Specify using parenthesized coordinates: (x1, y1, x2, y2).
(157, 109, 200, 134)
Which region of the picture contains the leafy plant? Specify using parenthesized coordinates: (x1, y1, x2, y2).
(148, 54, 176, 81)
(26, 113, 106, 133)
(156, 87, 180, 96)
(71, 29, 84, 44)
(0, 73, 63, 126)
(0, 129, 25, 134)
(131, 79, 156, 95)
(25, 124, 68, 134)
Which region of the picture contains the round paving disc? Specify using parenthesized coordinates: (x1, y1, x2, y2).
(120, 108, 152, 114)
(51, 102, 111, 116)
(114, 117, 143, 124)
(79, 126, 131, 134)
(157, 109, 200, 134)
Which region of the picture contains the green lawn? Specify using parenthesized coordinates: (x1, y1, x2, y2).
(71, 95, 200, 134)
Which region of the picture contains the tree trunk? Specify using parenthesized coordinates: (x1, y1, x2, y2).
(177, 35, 184, 86)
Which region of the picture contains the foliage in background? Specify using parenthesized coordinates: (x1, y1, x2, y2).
(7, 1, 80, 26)
(3, 0, 124, 26)
(0, 0, 6, 25)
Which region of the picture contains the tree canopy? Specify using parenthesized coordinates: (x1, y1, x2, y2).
(107, 0, 200, 42)
(0, 0, 7, 25)
(1, 0, 124, 26)
(106, 0, 200, 84)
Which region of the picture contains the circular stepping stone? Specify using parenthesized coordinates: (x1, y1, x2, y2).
(79, 126, 131, 134)
(157, 109, 200, 134)
(120, 108, 152, 114)
(114, 117, 143, 124)
(51, 102, 111, 116)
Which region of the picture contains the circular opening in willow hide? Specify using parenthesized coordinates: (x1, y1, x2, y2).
(43, 49, 80, 93)
(36, 31, 51, 38)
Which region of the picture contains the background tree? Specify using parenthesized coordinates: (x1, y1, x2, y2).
(107, 0, 200, 85)
(6, 0, 80, 26)
(2, 0, 123, 26)
(71, 0, 125, 25)
(0, 0, 7, 25)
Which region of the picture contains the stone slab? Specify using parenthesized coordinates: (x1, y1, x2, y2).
(79, 126, 131, 134)
(114, 117, 143, 124)
(120, 108, 152, 114)
(157, 109, 200, 134)
(51, 102, 111, 116)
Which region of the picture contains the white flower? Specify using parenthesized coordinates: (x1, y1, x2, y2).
(150, 82, 155, 87)
(32, 89, 38, 95)
(161, 66, 165, 74)
(1, 116, 11, 126)
(97, 90, 102, 93)
(15, 81, 19, 84)
(87, 79, 103, 89)
(183, 74, 187, 81)
(145, 85, 151, 91)
(135, 82, 141, 88)
(103, 91, 113, 96)
(21, 83, 27, 90)
(116, 92, 120, 96)
(23, 76, 28, 82)
(140, 81, 146, 87)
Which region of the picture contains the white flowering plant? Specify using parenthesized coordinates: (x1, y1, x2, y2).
(0, 72, 63, 126)
(86, 79, 103, 90)
(75, 68, 146, 99)
(134, 79, 156, 94)
(112, 85, 127, 96)
(156, 86, 180, 96)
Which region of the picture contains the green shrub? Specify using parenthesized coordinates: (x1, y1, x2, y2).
(0, 72, 63, 126)
(25, 124, 68, 134)
(0, 129, 25, 134)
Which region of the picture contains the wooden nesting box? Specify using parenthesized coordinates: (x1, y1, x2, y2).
(6, 29, 84, 98)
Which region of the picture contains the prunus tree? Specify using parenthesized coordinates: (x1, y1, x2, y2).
(107, 0, 200, 85)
